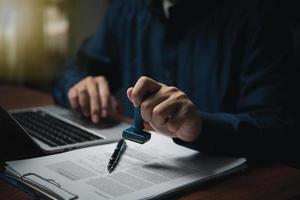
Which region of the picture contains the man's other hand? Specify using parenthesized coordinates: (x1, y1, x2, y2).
(127, 76, 202, 142)
(67, 76, 116, 123)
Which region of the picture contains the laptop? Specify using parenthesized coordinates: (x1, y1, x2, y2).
(0, 105, 128, 161)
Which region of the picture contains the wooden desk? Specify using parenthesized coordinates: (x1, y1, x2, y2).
(1, 85, 300, 200)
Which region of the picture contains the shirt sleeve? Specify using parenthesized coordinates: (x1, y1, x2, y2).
(53, 1, 121, 108)
(174, 3, 299, 163)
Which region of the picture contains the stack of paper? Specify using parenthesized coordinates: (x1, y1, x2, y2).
(4, 132, 246, 200)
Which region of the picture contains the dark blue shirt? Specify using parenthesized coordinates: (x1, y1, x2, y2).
(53, 0, 298, 161)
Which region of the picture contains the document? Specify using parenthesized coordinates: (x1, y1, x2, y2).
(4, 132, 246, 200)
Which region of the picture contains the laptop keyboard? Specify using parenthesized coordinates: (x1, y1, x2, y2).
(12, 111, 102, 147)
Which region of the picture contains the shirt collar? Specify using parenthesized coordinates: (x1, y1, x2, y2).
(163, 0, 174, 19)
(147, 0, 220, 15)
(147, 0, 222, 43)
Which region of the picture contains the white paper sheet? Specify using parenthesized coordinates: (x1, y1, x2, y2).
(6, 132, 246, 200)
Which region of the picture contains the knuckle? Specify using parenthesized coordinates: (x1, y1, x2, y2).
(97, 77, 110, 89)
(174, 91, 187, 100)
(76, 80, 84, 86)
(139, 76, 148, 82)
(68, 89, 76, 99)
(77, 86, 86, 94)
(141, 101, 151, 111)
(169, 86, 178, 92)
(152, 107, 162, 117)
(73, 80, 80, 86)
(139, 76, 152, 86)
(164, 86, 178, 94)
(85, 76, 93, 82)
(97, 76, 107, 83)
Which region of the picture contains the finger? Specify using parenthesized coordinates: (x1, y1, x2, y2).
(68, 88, 81, 116)
(140, 92, 168, 123)
(176, 110, 201, 142)
(153, 91, 189, 132)
(131, 76, 162, 107)
(77, 85, 90, 117)
(86, 78, 101, 123)
(127, 87, 133, 103)
(96, 77, 110, 118)
(151, 97, 181, 128)
(167, 103, 191, 133)
(149, 122, 175, 137)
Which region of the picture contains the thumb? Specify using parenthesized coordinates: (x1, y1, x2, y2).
(127, 87, 134, 103)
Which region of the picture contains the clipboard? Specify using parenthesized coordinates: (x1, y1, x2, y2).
(1, 171, 78, 200)
(3, 132, 247, 200)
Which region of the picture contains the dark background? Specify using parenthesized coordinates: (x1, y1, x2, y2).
(0, 0, 109, 91)
(0, 0, 299, 93)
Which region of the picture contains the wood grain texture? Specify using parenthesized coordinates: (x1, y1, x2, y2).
(0, 85, 53, 109)
(0, 85, 300, 200)
(0, 85, 51, 200)
(176, 165, 300, 200)
(0, 179, 33, 200)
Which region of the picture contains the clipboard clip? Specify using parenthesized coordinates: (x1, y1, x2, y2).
(21, 173, 78, 200)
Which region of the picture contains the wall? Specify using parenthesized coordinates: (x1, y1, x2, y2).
(0, 0, 109, 91)
(68, 0, 108, 55)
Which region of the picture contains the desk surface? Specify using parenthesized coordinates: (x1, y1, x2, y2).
(1, 85, 300, 200)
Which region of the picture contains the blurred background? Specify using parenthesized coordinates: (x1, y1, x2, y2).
(0, 0, 299, 93)
(0, 0, 108, 91)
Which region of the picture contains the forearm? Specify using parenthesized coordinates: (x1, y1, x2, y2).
(53, 2, 121, 108)
(53, 58, 89, 108)
(173, 109, 297, 161)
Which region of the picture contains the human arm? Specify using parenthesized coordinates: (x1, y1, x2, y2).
(53, 2, 121, 122)
(173, 5, 299, 162)
(127, 4, 299, 162)
(127, 76, 202, 142)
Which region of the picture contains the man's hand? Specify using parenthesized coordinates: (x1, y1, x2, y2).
(67, 76, 116, 123)
(127, 76, 202, 142)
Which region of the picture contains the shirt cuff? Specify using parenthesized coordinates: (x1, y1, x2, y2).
(53, 71, 88, 108)
(173, 111, 237, 155)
